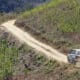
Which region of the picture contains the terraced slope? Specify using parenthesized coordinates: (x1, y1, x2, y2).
(16, 0, 80, 53)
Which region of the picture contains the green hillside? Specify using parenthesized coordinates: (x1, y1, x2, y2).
(16, 0, 80, 53)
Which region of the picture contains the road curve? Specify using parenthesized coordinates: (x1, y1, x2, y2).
(1, 20, 68, 63)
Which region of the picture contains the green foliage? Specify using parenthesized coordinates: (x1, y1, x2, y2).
(22, 0, 65, 18)
(43, 60, 59, 74)
(20, 0, 80, 33)
(0, 38, 18, 78)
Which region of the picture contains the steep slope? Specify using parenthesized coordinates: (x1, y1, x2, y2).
(16, 0, 80, 53)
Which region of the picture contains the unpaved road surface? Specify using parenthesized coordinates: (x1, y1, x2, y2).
(1, 20, 68, 63)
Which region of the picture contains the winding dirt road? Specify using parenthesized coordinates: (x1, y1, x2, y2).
(1, 20, 68, 63)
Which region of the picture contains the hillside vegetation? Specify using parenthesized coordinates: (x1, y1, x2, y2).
(16, 0, 80, 53)
(1, 0, 80, 79)
(0, 28, 80, 80)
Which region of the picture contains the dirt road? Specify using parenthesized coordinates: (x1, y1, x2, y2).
(1, 20, 68, 63)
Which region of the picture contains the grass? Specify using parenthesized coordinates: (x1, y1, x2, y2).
(16, 0, 80, 52)
(0, 38, 18, 79)
(21, 0, 79, 33)
(22, 0, 65, 18)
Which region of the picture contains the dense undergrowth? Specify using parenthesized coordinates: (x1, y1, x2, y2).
(16, 0, 80, 52)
